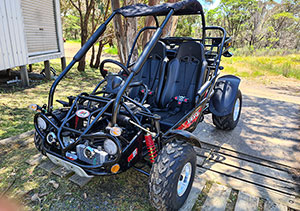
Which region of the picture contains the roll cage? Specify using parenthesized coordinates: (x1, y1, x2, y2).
(46, 0, 231, 140)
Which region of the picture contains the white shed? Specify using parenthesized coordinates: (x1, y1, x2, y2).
(0, 0, 65, 86)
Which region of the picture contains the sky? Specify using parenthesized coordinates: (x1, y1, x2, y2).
(198, 0, 221, 10)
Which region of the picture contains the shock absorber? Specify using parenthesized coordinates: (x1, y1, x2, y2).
(144, 133, 157, 163)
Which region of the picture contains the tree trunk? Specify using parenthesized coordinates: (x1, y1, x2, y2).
(142, 0, 159, 48)
(162, 0, 179, 37)
(90, 46, 95, 68)
(94, 41, 104, 68)
(78, 23, 88, 72)
(89, 4, 96, 68)
(125, 0, 138, 65)
(111, 0, 128, 64)
(111, 0, 137, 65)
(70, 0, 95, 72)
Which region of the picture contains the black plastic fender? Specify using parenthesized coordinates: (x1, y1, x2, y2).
(163, 130, 201, 148)
(209, 75, 241, 116)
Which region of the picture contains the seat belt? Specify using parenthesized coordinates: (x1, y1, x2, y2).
(168, 95, 189, 115)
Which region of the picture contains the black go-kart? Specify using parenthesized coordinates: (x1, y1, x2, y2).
(30, 0, 242, 210)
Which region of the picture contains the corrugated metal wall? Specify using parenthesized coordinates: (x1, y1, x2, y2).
(21, 0, 59, 57)
(0, 0, 27, 70)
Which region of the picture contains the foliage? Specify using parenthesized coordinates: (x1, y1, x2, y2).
(174, 0, 299, 50)
(222, 54, 300, 79)
(104, 45, 119, 55)
(60, 0, 299, 67)
(174, 15, 200, 37)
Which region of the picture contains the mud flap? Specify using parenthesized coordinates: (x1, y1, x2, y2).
(209, 75, 241, 116)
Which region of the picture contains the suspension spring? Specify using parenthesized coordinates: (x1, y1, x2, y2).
(144, 133, 157, 163)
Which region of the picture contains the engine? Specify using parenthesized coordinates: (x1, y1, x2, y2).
(35, 101, 135, 166)
(76, 144, 108, 165)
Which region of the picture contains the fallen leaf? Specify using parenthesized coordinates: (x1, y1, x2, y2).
(49, 180, 59, 189)
(31, 193, 40, 202)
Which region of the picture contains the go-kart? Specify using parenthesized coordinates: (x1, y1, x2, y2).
(30, 0, 242, 209)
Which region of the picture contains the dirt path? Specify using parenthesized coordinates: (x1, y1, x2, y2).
(194, 76, 300, 168)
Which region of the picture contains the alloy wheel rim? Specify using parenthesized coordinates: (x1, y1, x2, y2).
(177, 162, 192, 197)
(233, 98, 240, 121)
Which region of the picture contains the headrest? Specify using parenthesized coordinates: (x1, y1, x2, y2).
(147, 41, 166, 59)
(176, 41, 205, 62)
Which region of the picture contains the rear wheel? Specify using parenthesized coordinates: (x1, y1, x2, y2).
(149, 140, 196, 210)
(212, 89, 242, 130)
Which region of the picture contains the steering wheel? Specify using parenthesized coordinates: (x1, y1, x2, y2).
(100, 59, 130, 78)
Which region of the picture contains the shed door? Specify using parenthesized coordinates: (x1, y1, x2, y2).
(21, 0, 59, 57)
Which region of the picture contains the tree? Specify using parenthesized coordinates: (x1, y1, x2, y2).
(142, 0, 159, 48)
(218, 0, 258, 47)
(162, 0, 179, 37)
(69, 0, 95, 72)
(111, 0, 138, 65)
(89, 0, 114, 68)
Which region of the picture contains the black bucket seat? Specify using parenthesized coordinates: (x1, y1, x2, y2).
(155, 41, 208, 130)
(129, 41, 167, 105)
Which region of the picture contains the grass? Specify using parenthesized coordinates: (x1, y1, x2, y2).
(0, 59, 103, 139)
(222, 54, 300, 79)
(192, 180, 213, 210)
(104, 45, 118, 55)
(0, 139, 153, 210)
(231, 47, 299, 57)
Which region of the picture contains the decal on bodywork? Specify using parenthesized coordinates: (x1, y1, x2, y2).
(127, 148, 138, 162)
(177, 108, 202, 130)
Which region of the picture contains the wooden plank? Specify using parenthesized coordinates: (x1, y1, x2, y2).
(68, 174, 93, 188)
(52, 167, 73, 178)
(0, 130, 34, 145)
(44, 60, 51, 80)
(61, 57, 66, 71)
(234, 191, 259, 211)
(199, 160, 299, 196)
(180, 176, 206, 211)
(196, 144, 294, 173)
(197, 150, 298, 185)
(20, 65, 29, 86)
(264, 200, 287, 211)
(38, 160, 58, 173)
(26, 153, 46, 166)
(197, 167, 300, 210)
(201, 183, 231, 211)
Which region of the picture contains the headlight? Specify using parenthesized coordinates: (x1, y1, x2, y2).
(29, 104, 38, 111)
(104, 139, 118, 155)
(37, 117, 47, 130)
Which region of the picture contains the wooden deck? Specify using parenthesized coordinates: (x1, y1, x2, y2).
(195, 142, 300, 210)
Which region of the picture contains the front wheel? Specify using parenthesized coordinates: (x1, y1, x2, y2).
(212, 89, 242, 130)
(149, 141, 196, 210)
(34, 131, 46, 155)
